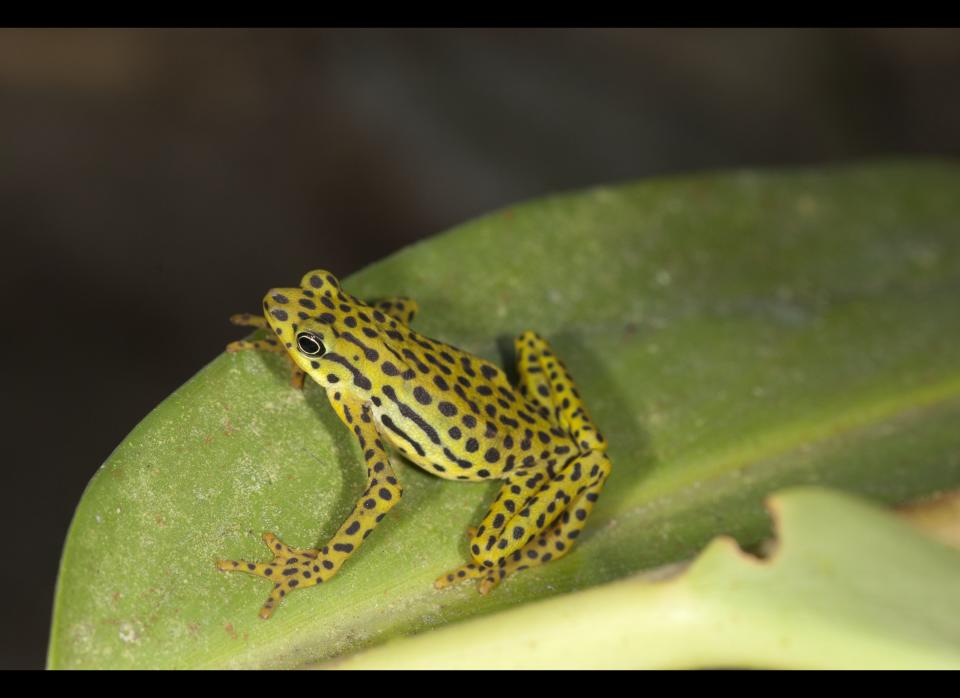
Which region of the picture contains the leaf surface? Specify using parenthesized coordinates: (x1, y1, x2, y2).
(332, 487, 960, 669)
(48, 161, 960, 668)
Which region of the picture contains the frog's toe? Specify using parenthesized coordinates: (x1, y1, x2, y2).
(216, 558, 240, 572)
(434, 562, 485, 590)
(477, 570, 505, 595)
(229, 312, 268, 329)
(289, 367, 306, 390)
(226, 338, 283, 353)
(261, 532, 319, 561)
(259, 584, 286, 620)
(217, 532, 318, 583)
(219, 539, 329, 620)
(216, 557, 280, 581)
(261, 532, 292, 556)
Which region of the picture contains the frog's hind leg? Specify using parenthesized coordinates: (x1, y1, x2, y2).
(514, 331, 607, 452)
(436, 330, 612, 594)
(477, 449, 611, 593)
(435, 448, 611, 593)
(226, 313, 306, 389)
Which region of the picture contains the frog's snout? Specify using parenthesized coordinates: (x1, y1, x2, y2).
(262, 288, 297, 335)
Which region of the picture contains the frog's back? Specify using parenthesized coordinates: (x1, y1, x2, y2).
(358, 321, 564, 482)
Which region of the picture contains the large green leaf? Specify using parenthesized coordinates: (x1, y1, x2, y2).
(331, 487, 960, 669)
(48, 161, 960, 668)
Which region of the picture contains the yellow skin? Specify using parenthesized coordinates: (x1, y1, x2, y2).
(218, 269, 612, 619)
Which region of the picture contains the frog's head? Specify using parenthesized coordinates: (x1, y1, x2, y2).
(262, 269, 388, 388)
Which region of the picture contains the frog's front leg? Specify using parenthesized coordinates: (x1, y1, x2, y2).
(226, 313, 306, 389)
(217, 399, 402, 619)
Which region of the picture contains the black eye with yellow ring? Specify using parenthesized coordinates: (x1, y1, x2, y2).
(296, 332, 325, 357)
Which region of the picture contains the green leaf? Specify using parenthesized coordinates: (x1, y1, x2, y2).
(48, 161, 960, 668)
(329, 487, 960, 669)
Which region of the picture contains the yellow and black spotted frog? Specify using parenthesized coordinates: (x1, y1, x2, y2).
(218, 270, 612, 619)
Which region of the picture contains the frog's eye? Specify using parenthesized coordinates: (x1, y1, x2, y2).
(296, 332, 325, 357)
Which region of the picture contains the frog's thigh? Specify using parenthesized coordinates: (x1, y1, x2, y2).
(465, 469, 554, 568)
(434, 468, 557, 590)
(437, 449, 612, 592)
(514, 331, 606, 452)
(482, 449, 611, 592)
(466, 454, 590, 569)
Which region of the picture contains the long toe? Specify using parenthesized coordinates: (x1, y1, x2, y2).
(259, 584, 286, 620)
(261, 532, 318, 560)
(477, 572, 504, 595)
(434, 562, 484, 590)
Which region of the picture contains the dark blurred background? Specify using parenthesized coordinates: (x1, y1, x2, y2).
(2, 28, 960, 669)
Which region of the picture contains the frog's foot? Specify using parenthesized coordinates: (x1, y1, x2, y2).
(433, 562, 487, 590)
(432, 528, 486, 590)
(217, 532, 324, 619)
(433, 561, 508, 594)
